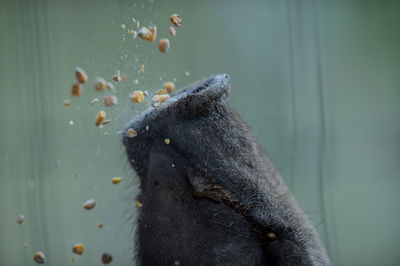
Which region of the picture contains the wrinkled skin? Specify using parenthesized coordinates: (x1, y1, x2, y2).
(123, 74, 331, 266)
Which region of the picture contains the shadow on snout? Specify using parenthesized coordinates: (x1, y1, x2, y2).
(123, 74, 331, 266)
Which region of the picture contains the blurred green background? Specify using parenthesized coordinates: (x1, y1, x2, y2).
(0, 0, 399, 265)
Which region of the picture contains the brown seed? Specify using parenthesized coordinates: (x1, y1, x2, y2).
(97, 221, 104, 228)
(94, 77, 107, 92)
(130, 90, 145, 103)
(75, 67, 88, 83)
(95, 111, 106, 126)
(71, 82, 82, 96)
(165, 138, 170, 144)
(103, 95, 118, 107)
(158, 39, 170, 53)
(33, 251, 46, 264)
(101, 253, 113, 264)
(63, 99, 71, 108)
(16, 214, 24, 224)
(72, 243, 85, 255)
(83, 199, 96, 210)
(112, 71, 121, 82)
(102, 119, 112, 125)
(169, 26, 176, 36)
(163, 82, 175, 93)
(170, 14, 182, 27)
(127, 128, 137, 138)
(138, 26, 157, 42)
(156, 88, 167, 95)
(90, 98, 99, 106)
(112, 177, 123, 184)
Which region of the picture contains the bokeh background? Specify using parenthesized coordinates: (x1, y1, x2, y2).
(0, 0, 399, 265)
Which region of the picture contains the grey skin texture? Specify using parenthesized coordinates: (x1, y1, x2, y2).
(123, 74, 331, 266)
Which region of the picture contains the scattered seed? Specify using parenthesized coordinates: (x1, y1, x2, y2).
(163, 82, 175, 93)
(33, 251, 46, 264)
(97, 221, 103, 228)
(170, 14, 182, 27)
(24, 242, 28, 248)
(136, 200, 143, 208)
(143, 91, 149, 97)
(130, 90, 145, 103)
(83, 199, 96, 210)
(133, 79, 139, 84)
(165, 138, 170, 144)
(106, 82, 115, 91)
(90, 98, 99, 106)
(152, 94, 170, 104)
(95, 111, 106, 126)
(140, 64, 145, 73)
(103, 95, 118, 107)
(72, 243, 85, 255)
(71, 82, 82, 96)
(94, 77, 107, 92)
(112, 71, 121, 82)
(75, 67, 88, 83)
(169, 26, 176, 36)
(156, 88, 167, 95)
(101, 253, 113, 264)
(102, 119, 112, 125)
(63, 99, 71, 108)
(112, 177, 123, 184)
(121, 74, 127, 81)
(158, 38, 170, 53)
(16, 214, 24, 225)
(121, 24, 126, 29)
(138, 26, 157, 42)
(129, 30, 135, 35)
(127, 128, 137, 138)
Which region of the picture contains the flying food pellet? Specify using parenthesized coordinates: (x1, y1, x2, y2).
(165, 138, 170, 144)
(33, 251, 46, 264)
(112, 71, 121, 82)
(136, 200, 143, 208)
(83, 199, 96, 210)
(75, 67, 88, 83)
(140, 64, 145, 73)
(169, 26, 176, 36)
(24, 242, 28, 248)
(121, 24, 126, 29)
(138, 26, 157, 42)
(129, 30, 135, 35)
(133, 79, 139, 85)
(163, 82, 175, 93)
(130, 90, 145, 103)
(127, 128, 137, 138)
(152, 94, 170, 104)
(106, 82, 115, 91)
(63, 99, 71, 108)
(72, 243, 85, 255)
(16, 214, 24, 225)
(158, 38, 170, 53)
(143, 91, 149, 97)
(94, 77, 107, 92)
(97, 221, 104, 229)
(103, 95, 118, 107)
(102, 119, 112, 125)
(170, 14, 182, 27)
(90, 98, 99, 106)
(71, 82, 82, 96)
(95, 111, 106, 126)
(112, 177, 123, 184)
(101, 253, 113, 264)
(155, 88, 167, 95)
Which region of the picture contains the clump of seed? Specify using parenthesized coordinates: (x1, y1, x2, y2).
(71, 82, 82, 96)
(97, 221, 103, 228)
(152, 94, 170, 105)
(63, 99, 71, 108)
(90, 98, 99, 106)
(169, 26, 176, 36)
(101, 253, 113, 264)
(94, 77, 107, 92)
(103, 95, 118, 107)
(95, 111, 106, 126)
(158, 38, 170, 53)
(16, 214, 24, 224)
(165, 138, 170, 144)
(127, 128, 137, 138)
(112, 177, 123, 184)
(112, 71, 121, 82)
(130, 90, 145, 103)
(155, 88, 167, 95)
(163, 82, 175, 93)
(33, 251, 46, 264)
(170, 14, 182, 27)
(75, 67, 88, 83)
(83, 199, 96, 210)
(138, 26, 157, 42)
(72, 243, 84, 255)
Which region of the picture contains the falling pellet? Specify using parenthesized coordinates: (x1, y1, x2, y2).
(83, 199, 96, 210)
(33, 251, 46, 264)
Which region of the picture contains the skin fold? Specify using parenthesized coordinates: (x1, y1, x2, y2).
(123, 74, 331, 266)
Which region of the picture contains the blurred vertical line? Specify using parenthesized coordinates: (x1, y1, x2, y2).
(313, 0, 338, 263)
(286, 0, 297, 191)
